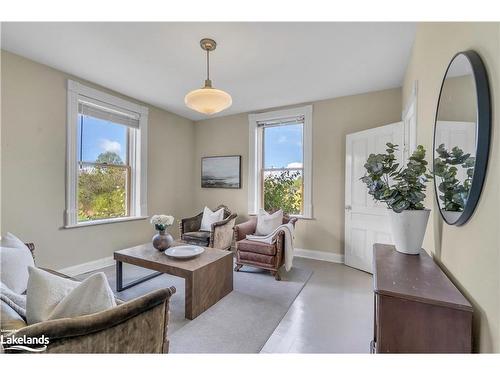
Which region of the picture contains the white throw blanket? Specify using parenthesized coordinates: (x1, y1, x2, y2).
(246, 223, 295, 271)
(0, 282, 27, 318)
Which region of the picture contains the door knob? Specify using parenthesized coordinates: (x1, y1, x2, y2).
(345, 205, 352, 211)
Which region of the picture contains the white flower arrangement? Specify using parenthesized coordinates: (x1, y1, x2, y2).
(150, 214, 175, 232)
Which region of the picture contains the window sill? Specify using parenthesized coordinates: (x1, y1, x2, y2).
(289, 214, 315, 220)
(64, 216, 149, 229)
(248, 212, 315, 220)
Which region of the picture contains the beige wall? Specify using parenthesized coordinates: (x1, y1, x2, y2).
(194, 88, 402, 255)
(402, 22, 500, 352)
(1, 51, 196, 269)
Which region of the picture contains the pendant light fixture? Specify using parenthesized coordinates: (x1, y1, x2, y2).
(184, 38, 232, 115)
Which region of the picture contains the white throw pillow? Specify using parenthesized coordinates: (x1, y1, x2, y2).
(255, 209, 283, 236)
(200, 206, 224, 231)
(49, 273, 116, 321)
(1, 232, 29, 249)
(0, 233, 35, 294)
(26, 267, 116, 324)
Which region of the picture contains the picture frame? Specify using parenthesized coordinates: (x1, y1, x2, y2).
(201, 155, 241, 189)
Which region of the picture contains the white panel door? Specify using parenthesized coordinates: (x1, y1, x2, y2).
(344, 122, 404, 273)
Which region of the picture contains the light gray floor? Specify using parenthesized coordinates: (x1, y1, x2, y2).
(78, 256, 373, 353)
(77, 260, 312, 353)
(261, 257, 374, 353)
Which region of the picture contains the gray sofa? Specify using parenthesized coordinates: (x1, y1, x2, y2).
(0, 243, 175, 353)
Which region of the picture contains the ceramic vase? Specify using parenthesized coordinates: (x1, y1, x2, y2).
(152, 230, 174, 251)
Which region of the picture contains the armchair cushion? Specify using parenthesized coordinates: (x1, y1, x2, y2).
(182, 231, 211, 241)
(236, 239, 276, 256)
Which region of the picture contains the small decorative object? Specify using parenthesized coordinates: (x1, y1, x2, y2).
(361, 143, 433, 255)
(165, 245, 205, 259)
(201, 156, 241, 189)
(151, 214, 175, 251)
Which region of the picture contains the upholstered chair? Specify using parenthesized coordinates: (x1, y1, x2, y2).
(179, 205, 237, 250)
(0, 243, 175, 354)
(233, 215, 298, 280)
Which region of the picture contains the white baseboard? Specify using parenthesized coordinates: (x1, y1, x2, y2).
(294, 248, 345, 264)
(58, 256, 115, 277)
(58, 249, 343, 276)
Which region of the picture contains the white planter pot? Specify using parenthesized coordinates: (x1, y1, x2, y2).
(442, 210, 462, 224)
(388, 209, 430, 255)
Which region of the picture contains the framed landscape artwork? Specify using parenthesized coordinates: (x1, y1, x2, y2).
(201, 156, 241, 189)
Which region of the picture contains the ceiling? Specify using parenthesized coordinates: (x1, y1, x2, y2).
(1, 22, 416, 121)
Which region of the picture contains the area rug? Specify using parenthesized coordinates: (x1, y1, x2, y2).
(76, 261, 312, 353)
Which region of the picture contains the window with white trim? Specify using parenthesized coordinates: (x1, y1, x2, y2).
(66, 80, 148, 227)
(248, 105, 313, 218)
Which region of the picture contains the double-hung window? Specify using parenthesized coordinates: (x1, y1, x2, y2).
(66, 80, 148, 227)
(248, 105, 313, 218)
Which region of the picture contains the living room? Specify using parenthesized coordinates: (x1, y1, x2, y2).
(1, 1, 500, 372)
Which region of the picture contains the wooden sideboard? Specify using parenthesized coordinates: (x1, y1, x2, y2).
(372, 243, 473, 353)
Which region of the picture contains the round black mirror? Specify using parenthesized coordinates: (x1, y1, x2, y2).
(433, 50, 491, 226)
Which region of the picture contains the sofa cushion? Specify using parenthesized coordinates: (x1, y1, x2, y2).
(237, 239, 277, 256)
(0, 234, 35, 293)
(26, 267, 115, 324)
(49, 272, 116, 321)
(1, 232, 29, 249)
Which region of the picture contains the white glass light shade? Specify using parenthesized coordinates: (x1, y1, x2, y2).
(184, 87, 232, 115)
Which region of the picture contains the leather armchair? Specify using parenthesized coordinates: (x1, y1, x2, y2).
(179, 205, 237, 250)
(233, 215, 297, 280)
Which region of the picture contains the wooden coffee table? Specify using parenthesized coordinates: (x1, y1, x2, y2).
(114, 242, 233, 319)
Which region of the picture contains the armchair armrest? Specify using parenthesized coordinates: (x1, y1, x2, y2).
(210, 213, 237, 250)
(233, 217, 258, 242)
(270, 217, 298, 243)
(9, 287, 176, 353)
(179, 212, 203, 235)
(24, 242, 35, 253)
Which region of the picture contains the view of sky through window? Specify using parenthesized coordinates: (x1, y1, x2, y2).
(263, 123, 303, 169)
(77, 114, 127, 164)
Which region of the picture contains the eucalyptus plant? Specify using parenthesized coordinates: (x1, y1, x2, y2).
(433, 144, 475, 212)
(361, 143, 433, 213)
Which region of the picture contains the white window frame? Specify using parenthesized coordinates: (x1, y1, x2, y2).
(248, 105, 313, 218)
(65, 80, 148, 228)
